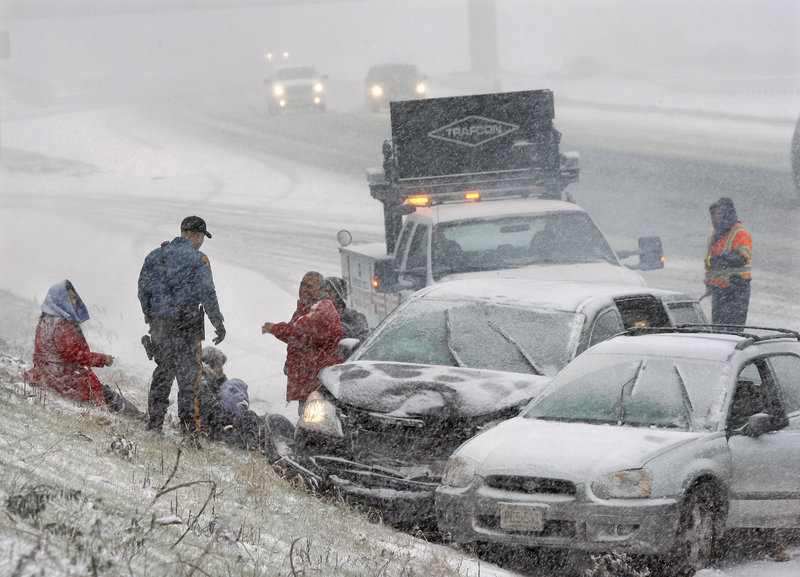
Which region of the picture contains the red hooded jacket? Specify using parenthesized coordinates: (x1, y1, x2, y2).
(271, 297, 343, 402)
(26, 315, 107, 406)
(25, 280, 107, 407)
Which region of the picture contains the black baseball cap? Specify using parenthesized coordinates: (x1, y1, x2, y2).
(181, 216, 212, 238)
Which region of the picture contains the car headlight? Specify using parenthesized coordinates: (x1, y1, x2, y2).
(441, 455, 476, 488)
(370, 84, 383, 97)
(313, 82, 324, 93)
(592, 469, 652, 499)
(416, 82, 426, 95)
(298, 390, 343, 438)
(273, 85, 284, 96)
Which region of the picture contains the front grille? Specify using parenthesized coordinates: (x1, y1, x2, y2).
(476, 515, 576, 537)
(484, 475, 577, 496)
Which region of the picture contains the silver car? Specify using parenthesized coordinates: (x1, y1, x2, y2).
(436, 327, 800, 574)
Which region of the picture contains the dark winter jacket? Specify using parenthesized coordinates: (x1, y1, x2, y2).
(137, 237, 224, 332)
(25, 280, 107, 406)
(272, 297, 343, 402)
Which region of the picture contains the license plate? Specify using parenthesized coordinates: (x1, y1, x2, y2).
(500, 503, 545, 531)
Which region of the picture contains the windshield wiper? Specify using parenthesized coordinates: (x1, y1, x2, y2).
(487, 320, 544, 376)
(617, 361, 643, 426)
(673, 365, 694, 431)
(444, 309, 467, 368)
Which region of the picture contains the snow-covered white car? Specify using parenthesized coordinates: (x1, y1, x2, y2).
(283, 279, 706, 531)
(435, 326, 800, 575)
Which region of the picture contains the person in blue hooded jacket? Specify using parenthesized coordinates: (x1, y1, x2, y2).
(138, 216, 226, 436)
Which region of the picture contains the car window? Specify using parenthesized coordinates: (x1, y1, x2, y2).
(405, 224, 429, 275)
(588, 308, 623, 348)
(769, 354, 800, 414)
(275, 67, 317, 80)
(524, 353, 728, 431)
(665, 301, 707, 326)
(727, 362, 766, 429)
(358, 300, 582, 375)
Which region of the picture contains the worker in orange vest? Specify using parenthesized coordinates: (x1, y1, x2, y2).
(704, 197, 752, 327)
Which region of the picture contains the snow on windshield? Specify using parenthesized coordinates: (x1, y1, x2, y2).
(358, 299, 581, 375)
(432, 211, 618, 279)
(525, 353, 728, 431)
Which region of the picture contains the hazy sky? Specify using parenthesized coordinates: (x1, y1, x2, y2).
(2, 0, 796, 98)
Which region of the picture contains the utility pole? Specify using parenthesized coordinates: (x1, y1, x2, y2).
(468, 0, 499, 87)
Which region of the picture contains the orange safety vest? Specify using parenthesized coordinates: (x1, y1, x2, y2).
(705, 223, 752, 288)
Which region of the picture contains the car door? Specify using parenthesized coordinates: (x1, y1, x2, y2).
(726, 355, 800, 528)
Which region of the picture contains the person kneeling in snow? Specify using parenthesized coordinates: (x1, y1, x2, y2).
(25, 280, 144, 419)
(197, 346, 294, 459)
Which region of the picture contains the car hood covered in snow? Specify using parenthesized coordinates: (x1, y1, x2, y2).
(318, 361, 551, 417)
(458, 417, 703, 479)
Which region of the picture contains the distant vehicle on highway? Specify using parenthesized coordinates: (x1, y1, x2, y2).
(365, 63, 427, 111)
(265, 65, 327, 113)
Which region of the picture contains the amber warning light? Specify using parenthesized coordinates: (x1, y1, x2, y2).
(407, 196, 430, 206)
(464, 192, 480, 200)
(372, 276, 380, 289)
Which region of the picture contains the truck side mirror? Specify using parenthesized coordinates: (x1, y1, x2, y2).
(637, 236, 664, 270)
(373, 256, 398, 293)
(618, 236, 664, 271)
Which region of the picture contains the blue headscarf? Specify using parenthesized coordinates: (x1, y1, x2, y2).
(218, 378, 250, 419)
(41, 280, 90, 324)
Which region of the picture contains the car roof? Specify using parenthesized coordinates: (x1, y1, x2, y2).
(584, 330, 800, 362)
(410, 198, 584, 224)
(412, 278, 696, 313)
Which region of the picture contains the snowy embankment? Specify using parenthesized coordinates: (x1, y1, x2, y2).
(0, 352, 508, 577)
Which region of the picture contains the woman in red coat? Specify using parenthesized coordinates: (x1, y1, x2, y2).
(261, 272, 343, 414)
(25, 280, 114, 406)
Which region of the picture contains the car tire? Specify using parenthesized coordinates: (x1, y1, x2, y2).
(659, 484, 724, 576)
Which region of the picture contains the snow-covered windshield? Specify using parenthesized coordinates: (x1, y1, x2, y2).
(432, 211, 618, 280)
(523, 353, 727, 431)
(357, 300, 581, 375)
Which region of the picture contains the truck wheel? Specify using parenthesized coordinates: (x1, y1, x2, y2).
(659, 484, 724, 576)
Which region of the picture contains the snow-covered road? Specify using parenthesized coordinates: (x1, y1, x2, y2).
(0, 104, 388, 421)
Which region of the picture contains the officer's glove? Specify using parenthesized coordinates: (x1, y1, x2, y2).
(213, 325, 226, 345)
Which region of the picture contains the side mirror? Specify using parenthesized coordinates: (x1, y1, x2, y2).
(730, 412, 785, 438)
(338, 338, 360, 359)
(618, 236, 664, 271)
(373, 256, 398, 293)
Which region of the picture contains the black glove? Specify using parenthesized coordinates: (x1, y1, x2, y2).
(213, 325, 226, 345)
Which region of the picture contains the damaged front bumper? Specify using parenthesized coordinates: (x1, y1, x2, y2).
(278, 452, 442, 528)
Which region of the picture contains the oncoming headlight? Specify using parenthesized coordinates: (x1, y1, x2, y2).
(313, 82, 324, 93)
(299, 390, 343, 438)
(592, 469, 652, 499)
(441, 455, 475, 489)
(416, 82, 426, 95)
(371, 85, 383, 97)
(273, 85, 285, 96)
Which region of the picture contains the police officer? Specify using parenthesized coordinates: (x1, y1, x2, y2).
(138, 216, 226, 436)
(704, 197, 752, 327)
